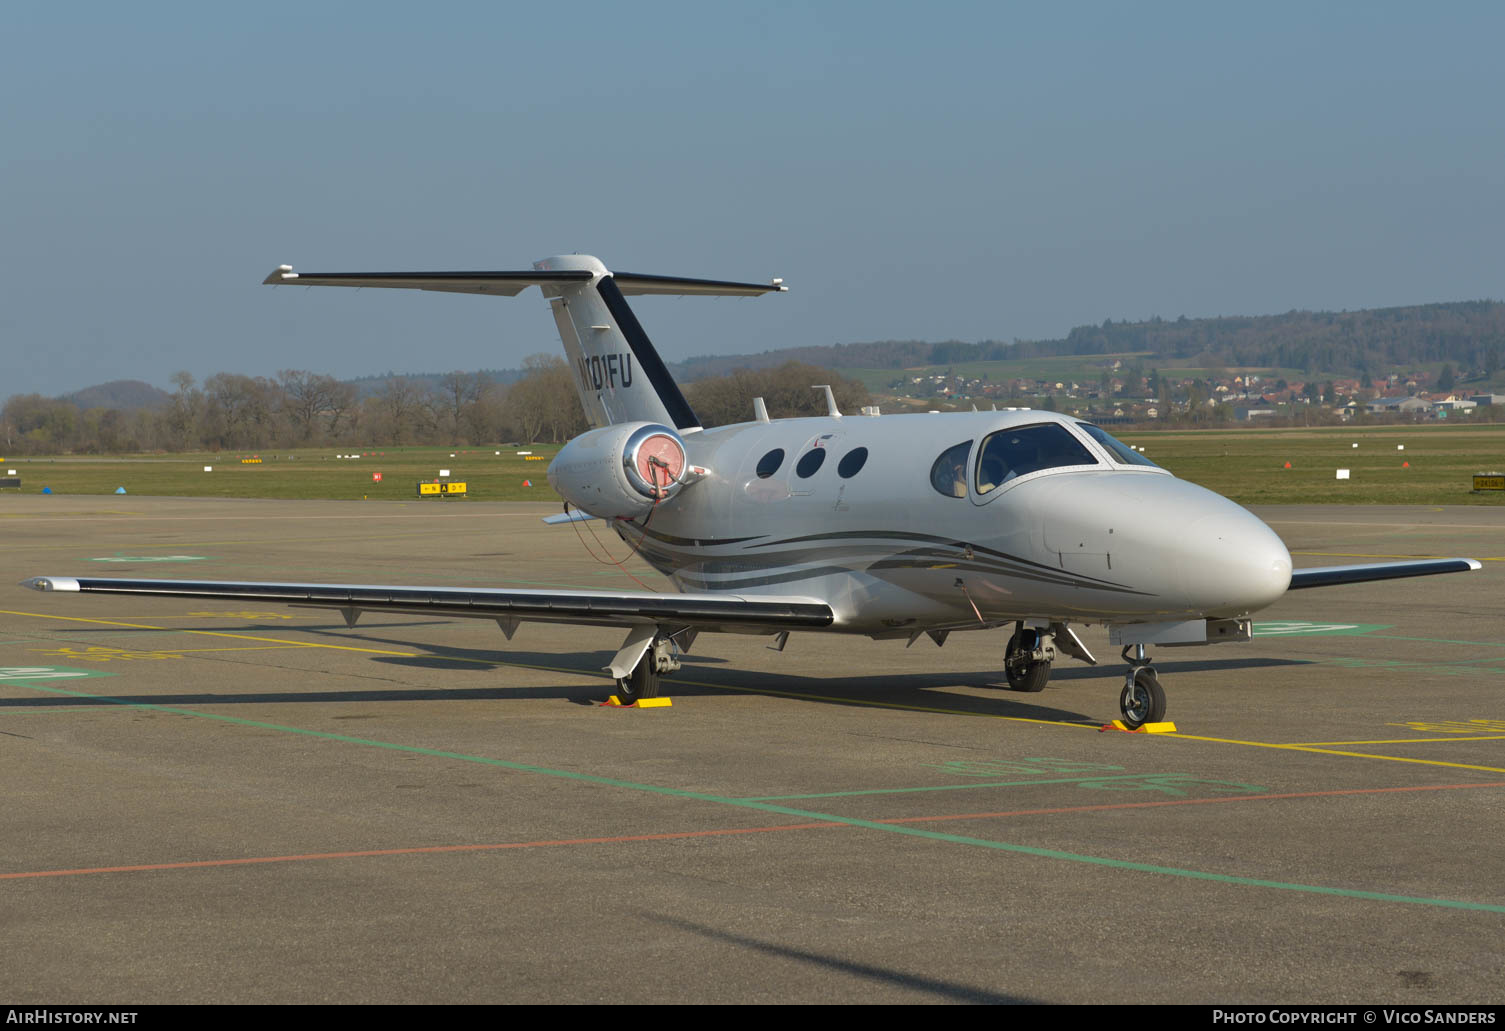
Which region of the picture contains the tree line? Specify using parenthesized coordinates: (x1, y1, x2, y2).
(2, 359, 589, 455)
(2, 359, 870, 454)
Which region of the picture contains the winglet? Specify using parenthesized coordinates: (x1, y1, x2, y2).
(263, 265, 295, 285)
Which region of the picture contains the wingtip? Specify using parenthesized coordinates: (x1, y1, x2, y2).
(19, 576, 79, 592)
(262, 264, 295, 285)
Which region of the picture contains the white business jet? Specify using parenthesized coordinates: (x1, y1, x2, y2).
(22, 255, 1480, 726)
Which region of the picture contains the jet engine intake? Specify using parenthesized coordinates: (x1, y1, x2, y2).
(547, 422, 689, 519)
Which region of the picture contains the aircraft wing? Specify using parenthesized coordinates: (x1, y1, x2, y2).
(18, 577, 834, 633)
(1287, 558, 1482, 590)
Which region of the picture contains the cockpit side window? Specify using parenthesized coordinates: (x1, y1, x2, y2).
(929, 441, 972, 498)
(1077, 423, 1160, 467)
(975, 423, 1098, 495)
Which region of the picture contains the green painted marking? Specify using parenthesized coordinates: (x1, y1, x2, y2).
(89, 555, 210, 563)
(1324, 655, 1505, 678)
(0, 666, 117, 682)
(746, 773, 1164, 801)
(1254, 621, 1391, 637)
(1370, 634, 1505, 650)
(12, 679, 1505, 913)
(749, 773, 1268, 801)
(919, 758, 1124, 777)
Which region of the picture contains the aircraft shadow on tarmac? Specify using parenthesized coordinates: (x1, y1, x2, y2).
(644, 914, 1038, 1004)
(4, 619, 1311, 723)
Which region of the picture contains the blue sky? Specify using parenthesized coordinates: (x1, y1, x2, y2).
(4, 2, 1503, 395)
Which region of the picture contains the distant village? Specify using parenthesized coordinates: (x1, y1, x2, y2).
(889, 358, 1505, 425)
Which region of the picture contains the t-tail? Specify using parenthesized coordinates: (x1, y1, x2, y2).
(263, 254, 785, 430)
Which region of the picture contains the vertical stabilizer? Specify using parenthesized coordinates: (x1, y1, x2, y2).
(534, 255, 699, 431)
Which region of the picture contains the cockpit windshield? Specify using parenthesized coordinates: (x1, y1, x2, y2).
(1076, 423, 1160, 468)
(975, 423, 1098, 495)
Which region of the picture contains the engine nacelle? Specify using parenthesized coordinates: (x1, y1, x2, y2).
(547, 422, 690, 519)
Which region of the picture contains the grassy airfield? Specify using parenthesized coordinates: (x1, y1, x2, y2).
(1118, 422, 1505, 506)
(0, 446, 565, 503)
(2, 423, 1503, 505)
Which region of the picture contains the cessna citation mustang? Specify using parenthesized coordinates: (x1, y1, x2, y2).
(22, 255, 1481, 727)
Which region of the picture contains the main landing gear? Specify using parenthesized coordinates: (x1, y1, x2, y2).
(614, 631, 681, 704)
(1119, 643, 1166, 729)
(1003, 623, 1053, 693)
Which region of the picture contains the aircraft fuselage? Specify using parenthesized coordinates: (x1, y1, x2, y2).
(610, 409, 1293, 636)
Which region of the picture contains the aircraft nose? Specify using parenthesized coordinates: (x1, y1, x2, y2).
(1022, 472, 1291, 617)
(1173, 497, 1292, 617)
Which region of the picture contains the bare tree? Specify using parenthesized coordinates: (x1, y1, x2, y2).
(278, 370, 345, 444)
(373, 376, 434, 445)
(507, 355, 585, 442)
(437, 370, 489, 443)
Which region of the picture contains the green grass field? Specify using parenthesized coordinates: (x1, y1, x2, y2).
(0, 445, 565, 503)
(1119, 423, 1505, 505)
(3, 423, 1503, 506)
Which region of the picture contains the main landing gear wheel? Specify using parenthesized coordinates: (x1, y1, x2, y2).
(615, 656, 661, 703)
(1119, 668, 1166, 729)
(1004, 628, 1052, 692)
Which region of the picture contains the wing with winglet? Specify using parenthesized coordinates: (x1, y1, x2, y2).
(1287, 558, 1481, 590)
(19, 576, 834, 634)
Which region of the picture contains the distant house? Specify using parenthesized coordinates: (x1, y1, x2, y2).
(1367, 396, 1431, 414)
(1235, 407, 1276, 421)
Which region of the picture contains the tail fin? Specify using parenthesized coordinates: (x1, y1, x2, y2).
(264, 254, 784, 430)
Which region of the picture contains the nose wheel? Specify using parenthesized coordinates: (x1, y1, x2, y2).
(1119, 645, 1167, 728)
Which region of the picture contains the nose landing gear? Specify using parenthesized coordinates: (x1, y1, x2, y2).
(1119, 644, 1166, 728)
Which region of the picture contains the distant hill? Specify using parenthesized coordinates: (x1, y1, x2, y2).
(62, 380, 172, 410)
(666, 301, 1505, 381)
(50, 300, 1502, 406)
(343, 368, 522, 399)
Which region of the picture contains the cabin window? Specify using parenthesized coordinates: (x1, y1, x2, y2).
(795, 448, 827, 478)
(975, 424, 1098, 495)
(1077, 423, 1159, 467)
(837, 447, 869, 479)
(929, 441, 972, 498)
(755, 448, 785, 478)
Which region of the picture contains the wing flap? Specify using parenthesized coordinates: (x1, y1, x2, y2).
(20, 577, 834, 630)
(1287, 558, 1482, 590)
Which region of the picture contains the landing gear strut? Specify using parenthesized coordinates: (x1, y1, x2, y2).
(1118, 644, 1166, 728)
(615, 632, 681, 704)
(1004, 623, 1053, 692)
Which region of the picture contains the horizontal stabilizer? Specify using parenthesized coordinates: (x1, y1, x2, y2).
(263, 266, 784, 298)
(613, 271, 785, 296)
(262, 267, 590, 296)
(1287, 558, 1481, 590)
(19, 577, 833, 631)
